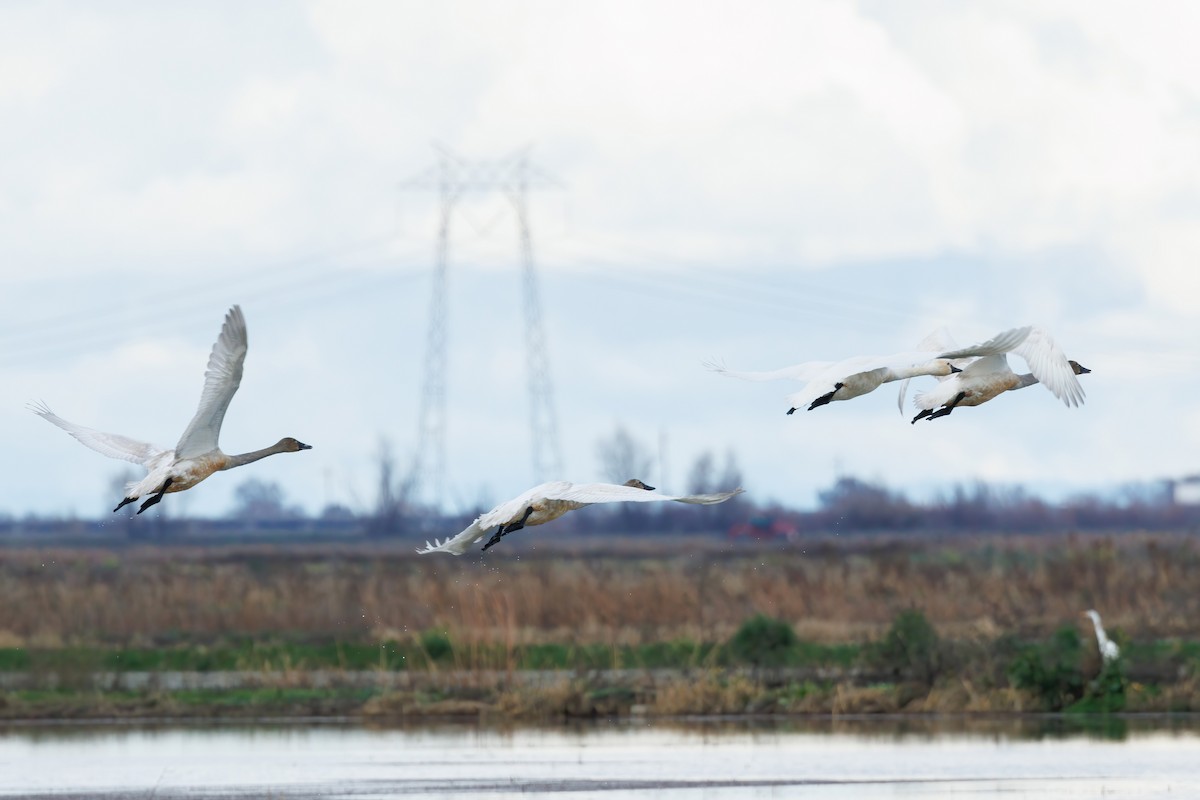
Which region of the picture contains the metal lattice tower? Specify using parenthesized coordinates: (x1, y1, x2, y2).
(510, 156, 565, 481)
(407, 153, 459, 506)
(403, 148, 564, 509)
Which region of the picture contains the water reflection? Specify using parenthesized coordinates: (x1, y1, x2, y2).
(624, 712, 1200, 741)
(1, 715, 1198, 799)
(11, 712, 1200, 742)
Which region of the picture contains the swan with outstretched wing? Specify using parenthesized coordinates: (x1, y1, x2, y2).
(418, 479, 743, 555)
(32, 305, 311, 514)
(908, 326, 1090, 422)
(706, 325, 1033, 415)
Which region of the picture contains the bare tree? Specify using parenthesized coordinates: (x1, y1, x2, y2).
(230, 479, 302, 521)
(368, 437, 415, 537)
(595, 426, 654, 484)
(687, 451, 717, 495)
(595, 426, 656, 532)
(108, 468, 139, 537)
(685, 449, 745, 529)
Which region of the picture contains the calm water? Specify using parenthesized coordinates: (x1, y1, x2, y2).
(1, 716, 1198, 798)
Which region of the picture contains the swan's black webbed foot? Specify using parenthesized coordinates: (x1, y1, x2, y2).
(113, 496, 137, 513)
(136, 478, 173, 514)
(927, 391, 967, 421)
(786, 407, 796, 415)
(808, 382, 844, 411)
(481, 506, 535, 552)
(911, 409, 934, 424)
(502, 506, 534, 534)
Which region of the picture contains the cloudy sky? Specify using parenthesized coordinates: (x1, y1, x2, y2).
(1, 0, 1197, 519)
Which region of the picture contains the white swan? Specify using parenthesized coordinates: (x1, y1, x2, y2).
(706, 326, 1031, 415)
(1084, 609, 1120, 663)
(907, 326, 1090, 423)
(418, 479, 743, 555)
(31, 305, 311, 514)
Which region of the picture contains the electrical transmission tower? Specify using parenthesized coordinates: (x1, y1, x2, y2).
(401, 147, 565, 509)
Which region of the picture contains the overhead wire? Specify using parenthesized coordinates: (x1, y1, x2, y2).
(0, 235, 433, 367)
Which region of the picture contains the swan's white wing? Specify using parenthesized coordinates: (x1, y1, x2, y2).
(704, 358, 835, 383)
(1013, 326, 1085, 407)
(416, 482, 570, 556)
(175, 306, 248, 459)
(898, 328, 961, 413)
(784, 352, 942, 413)
(960, 354, 1010, 376)
(855, 350, 949, 371)
(546, 482, 743, 505)
(476, 482, 572, 527)
(936, 325, 1033, 360)
(914, 326, 959, 353)
(30, 401, 164, 467)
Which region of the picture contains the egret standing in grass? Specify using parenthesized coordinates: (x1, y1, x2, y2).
(1084, 609, 1120, 664)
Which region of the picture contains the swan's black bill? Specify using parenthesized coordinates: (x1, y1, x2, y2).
(950, 364, 963, 373)
(298, 442, 313, 450)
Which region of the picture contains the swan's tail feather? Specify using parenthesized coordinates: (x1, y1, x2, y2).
(675, 488, 745, 505)
(702, 357, 728, 375)
(418, 535, 469, 556)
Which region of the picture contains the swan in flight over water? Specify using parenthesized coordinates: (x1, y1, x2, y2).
(1084, 609, 1120, 663)
(705, 326, 1031, 414)
(31, 305, 311, 514)
(418, 479, 743, 555)
(905, 326, 1090, 423)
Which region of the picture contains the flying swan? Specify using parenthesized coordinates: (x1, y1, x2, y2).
(905, 326, 1090, 423)
(31, 305, 311, 514)
(705, 326, 1032, 415)
(418, 479, 743, 555)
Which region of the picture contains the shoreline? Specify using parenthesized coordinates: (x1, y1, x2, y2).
(3, 666, 1197, 722)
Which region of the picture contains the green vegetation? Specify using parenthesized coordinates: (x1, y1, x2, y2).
(1008, 626, 1086, 708)
(726, 614, 800, 668)
(0, 634, 856, 675)
(1, 537, 1199, 720)
(862, 609, 943, 687)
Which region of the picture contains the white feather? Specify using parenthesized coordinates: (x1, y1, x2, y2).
(418, 481, 743, 555)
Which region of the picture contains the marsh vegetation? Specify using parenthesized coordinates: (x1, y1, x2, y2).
(1, 532, 1198, 719)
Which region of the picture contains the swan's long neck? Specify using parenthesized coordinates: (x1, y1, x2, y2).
(894, 363, 945, 380)
(1088, 613, 1109, 648)
(223, 442, 293, 470)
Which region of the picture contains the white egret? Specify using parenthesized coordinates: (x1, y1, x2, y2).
(1084, 609, 1121, 664)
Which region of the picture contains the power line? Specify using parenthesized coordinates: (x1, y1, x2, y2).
(510, 156, 565, 481)
(402, 147, 565, 510)
(0, 238, 431, 367)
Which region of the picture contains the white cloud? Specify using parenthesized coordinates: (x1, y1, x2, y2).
(1, 1, 1199, 517)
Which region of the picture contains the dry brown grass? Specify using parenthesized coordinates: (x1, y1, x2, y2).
(650, 671, 759, 715)
(1, 532, 1197, 647)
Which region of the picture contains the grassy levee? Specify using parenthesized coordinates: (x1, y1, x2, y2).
(0, 531, 1198, 719)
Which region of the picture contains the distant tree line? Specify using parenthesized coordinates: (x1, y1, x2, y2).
(2, 426, 1196, 541)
